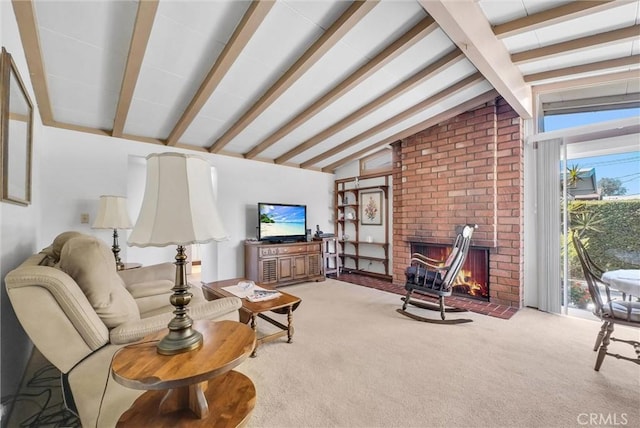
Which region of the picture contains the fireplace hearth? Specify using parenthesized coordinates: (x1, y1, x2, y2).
(409, 242, 490, 301)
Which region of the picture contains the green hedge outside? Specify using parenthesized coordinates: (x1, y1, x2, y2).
(568, 200, 640, 274)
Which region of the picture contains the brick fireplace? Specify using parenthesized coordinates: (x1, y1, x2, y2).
(392, 97, 524, 308)
(409, 241, 490, 301)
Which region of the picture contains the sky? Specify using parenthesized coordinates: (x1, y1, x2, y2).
(544, 108, 640, 197)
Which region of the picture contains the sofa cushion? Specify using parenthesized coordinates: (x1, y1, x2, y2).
(59, 236, 140, 328)
(52, 231, 84, 261)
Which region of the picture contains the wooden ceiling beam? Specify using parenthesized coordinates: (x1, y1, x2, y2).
(524, 55, 640, 83)
(512, 25, 640, 65)
(321, 89, 499, 172)
(302, 72, 484, 169)
(165, 1, 274, 147)
(493, 1, 625, 39)
(208, 0, 379, 153)
(242, 15, 438, 159)
(112, 0, 158, 138)
(275, 49, 465, 164)
(419, 0, 532, 118)
(11, 0, 54, 125)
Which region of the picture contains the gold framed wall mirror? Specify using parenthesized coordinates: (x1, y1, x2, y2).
(1, 47, 33, 206)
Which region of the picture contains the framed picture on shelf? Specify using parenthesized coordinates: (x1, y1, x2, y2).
(360, 190, 382, 225)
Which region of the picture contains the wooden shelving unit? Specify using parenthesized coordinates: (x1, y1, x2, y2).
(334, 176, 390, 280)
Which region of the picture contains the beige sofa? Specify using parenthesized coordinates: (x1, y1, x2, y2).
(4, 231, 242, 427)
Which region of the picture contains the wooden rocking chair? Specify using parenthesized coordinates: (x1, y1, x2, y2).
(397, 224, 476, 324)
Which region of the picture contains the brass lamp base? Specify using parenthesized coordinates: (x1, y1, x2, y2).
(112, 228, 125, 270)
(157, 326, 203, 355)
(157, 245, 203, 355)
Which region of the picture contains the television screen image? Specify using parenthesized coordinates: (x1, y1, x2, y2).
(259, 203, 306, 242)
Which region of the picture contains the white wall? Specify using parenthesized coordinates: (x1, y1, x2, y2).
(40, 126, 335, 282)
(1, 1, 42, 413)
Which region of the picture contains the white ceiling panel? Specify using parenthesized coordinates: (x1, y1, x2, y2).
(19, 0, 638, 171)
(225, 39, 374, 150)
(39, 28, 126, 90)
(291, 77, 490, 165)
(182, 0, 334, 144)
(518, 42, 636, 75)
(34, 0, 136, 57)
(532, 3, 638, 45)
(124, 1, 242, 138)
(48, 75, 119, 130)
(211, 0, 430, 153)
(158, 0, 251, 39)
(477, 0, 527, 26)
(35, 1, 135, 128)
(339, 0, 426, 57)
(284, 0, 353, 29)
(501, 2, 638, 52)
(381, 28, 454, 77)
(313, 82, 494, 168)
(268, 38, 460, 153)
(179, 114, 226, 149)
(125, 99, 184, 140)
(244, 3, 325, 76)
(541, 81, 635, 103)
(521, 0, 573, 16)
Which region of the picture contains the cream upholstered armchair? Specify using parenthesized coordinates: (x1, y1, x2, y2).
(4, 231, 241, 427)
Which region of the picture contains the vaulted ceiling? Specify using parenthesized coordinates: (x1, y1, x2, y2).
(11, 0, 640, 172)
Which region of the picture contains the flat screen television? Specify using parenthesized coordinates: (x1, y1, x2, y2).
(258, 202, 307, 243)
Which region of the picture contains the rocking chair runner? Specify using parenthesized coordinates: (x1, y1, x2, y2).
(398, 224, 476, 324)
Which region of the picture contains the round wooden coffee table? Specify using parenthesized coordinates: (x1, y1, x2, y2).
(112, 320, 256, 427)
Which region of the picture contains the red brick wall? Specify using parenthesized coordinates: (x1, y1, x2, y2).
(392, 97, 524, 307)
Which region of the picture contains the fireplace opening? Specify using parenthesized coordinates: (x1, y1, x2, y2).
(409, 242, 490, 301)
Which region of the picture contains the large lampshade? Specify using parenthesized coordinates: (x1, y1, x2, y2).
(128, 153, 228, 246)
(92, 195, 133, 270)
(128, 152, 228, 355)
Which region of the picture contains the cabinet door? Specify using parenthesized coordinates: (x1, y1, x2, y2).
(307, 253, 322, 277)
(292, 254, 308, 278)
(278, 256, 294, 282)
(259, 259, 278, 284)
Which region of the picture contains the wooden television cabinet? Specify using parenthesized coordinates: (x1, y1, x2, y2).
(244, 240, 324, 287)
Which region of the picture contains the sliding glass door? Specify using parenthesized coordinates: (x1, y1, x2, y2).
(561, 148, 640, 318)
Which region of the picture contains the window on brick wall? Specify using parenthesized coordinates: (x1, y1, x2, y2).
(359, 148, 391, 177)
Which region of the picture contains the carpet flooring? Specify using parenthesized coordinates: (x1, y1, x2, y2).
(5, 278, 638, 427)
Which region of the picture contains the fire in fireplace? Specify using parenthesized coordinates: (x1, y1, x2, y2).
(409, 242, 489, 301)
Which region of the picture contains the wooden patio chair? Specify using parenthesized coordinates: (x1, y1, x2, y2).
(571, 232, 640, 371)
(397, 224, 476, 324)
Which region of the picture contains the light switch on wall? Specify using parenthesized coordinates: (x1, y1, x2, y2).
(80, 213, 89, 224)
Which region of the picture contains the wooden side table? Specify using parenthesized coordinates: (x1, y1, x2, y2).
(112, 320, 256, 427)
(202, 278, 301, 357)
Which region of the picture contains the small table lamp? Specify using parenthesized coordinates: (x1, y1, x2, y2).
(92, 195, 133, 270)
(128, 152, 228, 355)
